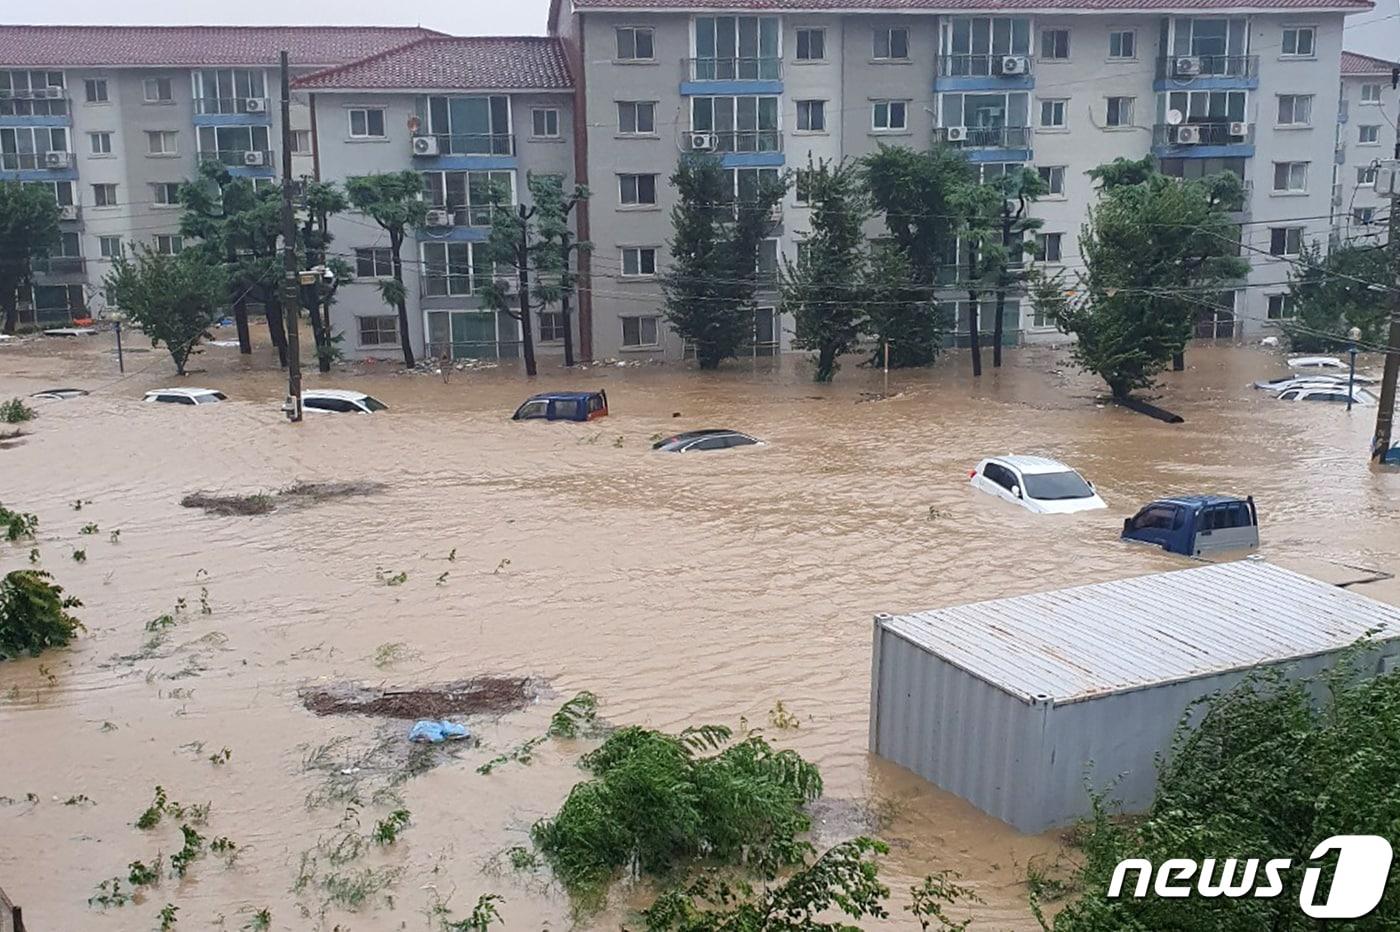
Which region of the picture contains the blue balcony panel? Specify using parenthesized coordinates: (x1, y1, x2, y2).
(680, 80, 782, 96)
(0, 114, 72, 127)
(964, 147, 1033, 163)
(0, 168, 78, 182)
(719, 151, 785, 168)
(227, 165, 277, 178)
(936, 75, 1034, 92)
(1153, 76, 1258, 92)
(416, 154, 517, 171)
(420, 226, 491, 243)
(192, 112, 273, 127)
(1152, 144, 1255, 159)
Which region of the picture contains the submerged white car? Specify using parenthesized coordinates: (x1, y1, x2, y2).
(144, 388, 227, 405)
(970, 455, 1107, 514)
(301, 389, 388, 414)
(1287, 355, 1346, 370)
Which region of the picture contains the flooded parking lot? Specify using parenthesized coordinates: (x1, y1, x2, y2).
(1, 335, 1398, 929)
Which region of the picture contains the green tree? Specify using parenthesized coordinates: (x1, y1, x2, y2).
(0, 182, 61, 335)
(0, 569, 84, 659)
(1282, 241, 1390, 352)
(661, 154, 785, 369)
(298, 180, 351, 372)
(864, 243, 949, 367)
(861, 145, 972, 367)
(346, 171, 427, 368)
(104, 247, 227, 375)
(780, 160, 867, 382)
(1029, 159, 1248, 400)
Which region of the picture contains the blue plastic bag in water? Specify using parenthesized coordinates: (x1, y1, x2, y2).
(408, 720, 471, 743)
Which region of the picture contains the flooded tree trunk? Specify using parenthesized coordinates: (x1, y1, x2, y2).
(1173, 351, 1185, 371)
(265, 296, 288, 369)
(993, 289, 1006, 369)
(232, 293, 252, 355)
(967, 290, 982, 378)
(389, 230, 415, 370)
(517, 209, 538, 378)
(560, 288, 576, 368)
(1, 290, 17, 335)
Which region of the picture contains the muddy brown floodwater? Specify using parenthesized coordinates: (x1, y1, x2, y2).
(1, 333, 1398, 931)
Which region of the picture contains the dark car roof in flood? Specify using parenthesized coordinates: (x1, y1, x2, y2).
(523, 391, 601, 402)
(664, 429, 741, 440)
(1151, 494, 1249, 508)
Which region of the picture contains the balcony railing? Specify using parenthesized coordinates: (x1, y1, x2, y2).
(683, 129, 782, 154)
(934, 125, 1032, 149)
(33, 256, 85, 275)
(194, 97, 271, 116)
(423, 204, 504, 228)
(685, 57, 782, 81)
(1153, 122, 1254, 147)
(0, 151, 74, 171)
(200, 149, 275, 169)
(1156, 55, 1259, 80)
(421, 274, 477, 298)
(411, 133, 515, 157)
(0, 94, 69, 117)
(938, 53, 1034, 77)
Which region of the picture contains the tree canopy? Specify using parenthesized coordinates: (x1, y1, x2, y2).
(104, 246, 228, 375)
(0, 182, 62, 334)
(1282, 241, 1391, 352)
(346, 171, 428, 368)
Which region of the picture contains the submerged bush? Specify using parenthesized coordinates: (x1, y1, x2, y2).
(0, 398, 36, 424)
(530, 724, 821, 902)
(0, 569, 84, 659)
(0, 502, 38, 541)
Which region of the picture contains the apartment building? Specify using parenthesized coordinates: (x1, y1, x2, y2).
(551, 0, 1370, 356)
(292, 36, 576, 361)
(0, 25, 437, 325)
(1334, 50, 1396, 246)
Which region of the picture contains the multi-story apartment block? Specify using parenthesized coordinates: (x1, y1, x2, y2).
(1334, 50, 1396, 246)
(0, 25, 438, 326)
(292, 36, 576, 361)
(551, 0, 1370, 354)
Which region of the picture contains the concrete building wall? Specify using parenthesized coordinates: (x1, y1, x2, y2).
(1337, 70, 1396, 243)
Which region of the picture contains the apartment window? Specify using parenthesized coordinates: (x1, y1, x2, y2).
(146, 130, 179, 155)
(1361, 83, 1382, 104)
(874, 27, 909, 60)
(617, 101, 656, 135)
(616, 26, 655, 61)
(796, 28, 826, 60)
(1358, 164, 1378, 186)
(691, 95, 780, 152)
(1269, 226, 1303, 256)
(357, 315, 399, 347)
(143, 77, 173, 102)
(192, 68, 267, 115)
(1354, 206, 1376, 224)
(1108, 30, 1136, 59)
(84, 78, 108, 103)
(1035, 232, 1063, 263)
(619, 173, 658, 206)
(0, 126, 68, 170)
(621, 315, 660, 347)
(1276, 94, 1313, 126)
(152, 182, 182, 207)
(154, 234, 183, 255)
(872, 100, 908, 131)
(98, 236, 122, 259)
(88, 132, 112, 155)
(1280, 26, 1315, 57)
(1267, 294, 1293, 320)
(0, 71, 66, 118)
(355, 247, 394, 278)
(349, 108, 386, 139)
(423, 95, 511, 155)
(92, 183, 117, 207)
(1039, 29, 1070, 60)
(531, 108, 560, 139)
(794, 170, 813, 204)
(421, 169, 515, 225)
(1359, 124, 1380, 144)
(796, 100, 826, 132)
(1273, 161, 1309, 192)
(1105, 96, 1134, 127)
(1038, 165, 1066, 195)
(1039, 99, 1067, 128)
(621, 246, 657, 277)
(290, 130, 312, 154)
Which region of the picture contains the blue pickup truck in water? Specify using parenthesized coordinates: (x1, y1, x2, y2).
(1121, 495, 1259, 557)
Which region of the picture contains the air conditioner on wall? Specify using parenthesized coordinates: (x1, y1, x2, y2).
(425, 209, 452, 227)
(412, 134, 439, 156)
(1227, 121, 1248, 138)
(945, 125, 968, 142)
(1174, 56, 1202, 76)
(244, 98, 266, 112)
(43, 151, 71, 167)
(689, 132, 717, 151)
(1000, 55, 1028, 75)
(1376, 161, 1400, 197)
(59, 205, 79, 221)
(242, 150, 265, 166)
(44, 86, 64, 98)
(1174, 125, 1201, 144)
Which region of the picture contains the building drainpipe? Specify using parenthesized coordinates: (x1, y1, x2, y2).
(569, 15, 594, 364)
(309, 92, 322, 182)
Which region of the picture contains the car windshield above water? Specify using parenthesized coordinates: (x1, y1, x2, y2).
(1022, 470, 1095, 500)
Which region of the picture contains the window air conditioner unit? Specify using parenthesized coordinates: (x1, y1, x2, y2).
(44, 151, 71, 168)
(1000, 55, 1028, 75)
(242, 150, 266, 166)
(44, 86, 64, 98)
(689, 132, 717, 151)
(1376, 161, 1400, 197)
(59, 205, 79, 221)
(412, 134, 439, 156)
(1227, 121, 1248, 138)
(1174, 56, 1202, 76)
(244, 98, 266, 112)
(425, 208, 452, 227)
(1174, 125, 1201, 144)
(945, 125, 968, 142)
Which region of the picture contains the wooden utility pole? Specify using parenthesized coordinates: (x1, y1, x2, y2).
(1370, 67, 1400, 462)
(278, 51, 303, 421)
(516, 203, 538, 377)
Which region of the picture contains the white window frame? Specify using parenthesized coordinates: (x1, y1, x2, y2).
(92, 183, 118, 208)
(620, 246, 658, 278)
(795, 99, 826, 132)
(1358, 124, 1380, 145)
(1275, 94, 1313, 127)
(98, 236, 122, 259)
(348, 107, 386, 140)
(151, 182, 182, 208)
(354, 247, 395, 278)
(795, 27, 826, 61)
(1268, 226, 1303, 257)
(88, 131, 113, 156)
(872, 99, 909, 132)
(145, 130, 179, 156)
(531, 108, 561, 139)
(1105, 96, 1134, 128)
(1357, 164, 1378, 187)
(142, 76, 174, 103)
(1038, 165, 1066, 196)
(289, 129, 312, 154)
(618, 173, 658, 207)
(1360, 83, 1382, 104)
(1107, 29, 1136, 60)
(1280, 25, 1316, 58)
(83, 78, 108, 103)
(617, 101, 657, 135)
(356, 314, 400, 348)
(1266, 294, 1294, 320)
(154, 234, 183, 255)
(1035, 231, 1063, 264)
(620, 315, 660, 348)
(1354, 206, 1376, 225)
(615, 26, 656, 62)
(1038, 98, 1067, 129)
(1039, 28, 1070, 61)
(1272, 160, 1309, 193)
(873, 27, 910, 61)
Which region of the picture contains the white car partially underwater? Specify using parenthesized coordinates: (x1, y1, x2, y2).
(970, 455, 1107, 514)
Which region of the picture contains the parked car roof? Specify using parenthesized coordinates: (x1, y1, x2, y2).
(524, 391, 602, 402)
(652, 429, 761, 451)
(1287, 355, 1346, 369)
(31, 388, 89, 400)
(989, 454, 1078, 475)
(303, 389, 373, 401)
(1151, 494, 1249, 508)
(145, 388, 223, 399)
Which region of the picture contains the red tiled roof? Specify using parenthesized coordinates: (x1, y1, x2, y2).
(573, 0, 1370, 9)
(1342, 50, 1398, 75)
(293, 36, 572, 90)
(0, 25, 443, 68)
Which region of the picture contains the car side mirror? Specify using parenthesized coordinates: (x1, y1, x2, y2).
(1011, 485, 1022, 499)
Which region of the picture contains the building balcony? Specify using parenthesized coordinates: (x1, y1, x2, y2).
(1155, 55, 1259, 81)
(934, 125, 1032, 149)
(1152, 121, 1254, 149)
(33, 256, 85, 277)
(422, 205, 504, 229)
(682, 129, 782, 154)
(410, 133, 515, 158)
(684, 57, 782, 82)
(194, 97, 271, 117)
(200, 149, 276, 169)
(0, 151, 74, 171)
(938, 54, 1034, 78)
(0, 91, 70, 119)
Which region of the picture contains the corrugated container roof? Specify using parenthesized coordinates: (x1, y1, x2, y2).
(879, 561, 1400, 705)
